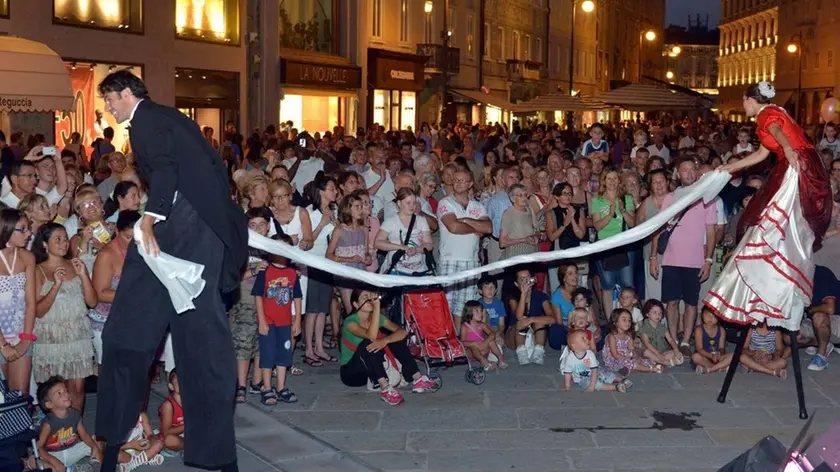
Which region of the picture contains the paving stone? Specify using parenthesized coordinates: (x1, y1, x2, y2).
(380, 408, 519, 431)
(354, 452, 428, 471)
(246, 392, 318, 412)
(236, 428, 335, 464)
(769, 407, 840, 428)
(487, 390, 619, 409)
(406, 430, 594, 451)
(313, 390, 486, 410)
(517, 407, 653, 430)
(590, 429, 715, 447)
(704, 427, 806, 447)
(672, 371, 794, 391)
(592, 372, 682, 390)
(275, 452, 380, 472)
(315, 432, 409, 452)
(426, 449, 573, 472)
(727, 388, 836, 408)
(615, 390, 735, 409)
(564, 446, 748, 470)
(272, 410, 383, 432)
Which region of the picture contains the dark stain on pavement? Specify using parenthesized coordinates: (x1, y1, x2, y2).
(550, 411, 702, 433)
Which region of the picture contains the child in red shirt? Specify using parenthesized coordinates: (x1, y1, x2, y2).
(252, 234, 302, 406)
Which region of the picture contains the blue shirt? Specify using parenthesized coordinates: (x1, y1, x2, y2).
(581, 139, 609, 157)
(486, 191, 512, 238)
(550, 289, 575, 324)
(479, 297, 506, 327)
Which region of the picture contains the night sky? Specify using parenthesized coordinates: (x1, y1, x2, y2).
(666, 0, 720, 28)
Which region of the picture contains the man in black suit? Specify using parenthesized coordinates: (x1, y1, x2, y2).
(95, 71, 246, 471)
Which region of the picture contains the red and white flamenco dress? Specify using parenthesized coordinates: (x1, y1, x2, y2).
(703, 105, 833, 331)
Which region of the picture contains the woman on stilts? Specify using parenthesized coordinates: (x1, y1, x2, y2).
(709, 81, 833, 417)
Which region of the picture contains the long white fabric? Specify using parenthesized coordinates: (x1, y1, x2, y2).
(136, 170, 731, 314)
(703, 167, 813, 331)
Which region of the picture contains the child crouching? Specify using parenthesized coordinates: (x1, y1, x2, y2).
(561, 330, 631, 393)
(36, 376, 102, 472)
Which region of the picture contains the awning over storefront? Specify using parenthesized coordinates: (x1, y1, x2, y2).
(451, 89, 513, 110)
(0, 36, 74, 112)
(511, 92, 590, 113)
(576, 93, 612, 110)
(599, 83, 704, 110)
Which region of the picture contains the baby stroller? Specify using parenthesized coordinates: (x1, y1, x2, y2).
(402, 289, 486, 386)
(380, 234, 485, 386)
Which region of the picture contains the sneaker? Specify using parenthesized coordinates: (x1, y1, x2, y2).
(616, 382, 627, 393)
(497, 360, 509, 370)
(530, 345, 545, 365)
(678, 342, 691, 357)
(808, 354, 829, 371)
(516, 346, 531, 365)
(146, 454, 165, 467)
(483, 363, 496, 372)
(366, 379, 381, 392)
(380, 387, 404, 406)
(806, 343, 835, 357)
(397, 378, 411, 389)
(411, 375, 439, 393)
(277, 388, 298, 403)
(488, 352, 499, 363)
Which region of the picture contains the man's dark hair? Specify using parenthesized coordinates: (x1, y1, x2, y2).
(60, 149, 76, 159)
(103, 127, 115, 140)
(117, 210, 142, 232)
(98, 70, 150, 100)
(9, 160, 35, 177)
(37, 375, 67, 412)
(0, 130, 5, 143)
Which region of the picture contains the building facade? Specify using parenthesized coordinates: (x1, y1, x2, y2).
(664, 24, 720, 95)
(775, 0, 839, 125)
(717, 0, 779, 120)
(1, 0, 247, 151)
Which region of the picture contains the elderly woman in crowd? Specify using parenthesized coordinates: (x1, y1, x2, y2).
(499, 183, 539, 261)
(69, 186, 112, 273)
(18, 194, 54, 245)
(637, 169, 669, 301)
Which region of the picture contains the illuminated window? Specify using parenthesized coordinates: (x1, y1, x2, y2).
(279, 0, 334, 53)
(176, 0, 240, 45)
(400, 0, 408, 43)
(372, 0, 382, 38)
(53, 0, 142, 32)
(0, 0, 8, 18)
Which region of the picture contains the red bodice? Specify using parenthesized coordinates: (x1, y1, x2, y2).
(738, 106, 833, 249)
(755, 106, 814, 153)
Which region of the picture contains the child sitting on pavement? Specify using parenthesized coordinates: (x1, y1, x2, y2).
(477, 277, 506, 349)
(638, 299, 684, 368)
(567, 308, 597, 352)
(561, 330, 630, 393)
(36, 376, 102, 472)
(158, 370, 185, 455)
(117, 413, 165, 472)
(460, 300, 508, 371)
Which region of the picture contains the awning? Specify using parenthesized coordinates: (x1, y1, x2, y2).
(576, 93, 613, 110)
(512, 92, 590, 113)
(599, 83, 703, 110)
(451, 89, 513, 110)
(0, 36, 73, 112)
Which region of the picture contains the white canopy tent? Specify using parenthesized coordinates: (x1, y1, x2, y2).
(0, 36, 74, 112)
(599, 83, 706, 111)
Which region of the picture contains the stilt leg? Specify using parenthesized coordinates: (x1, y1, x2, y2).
(718, 324, 749, 404)
(788, 329, 808, 420)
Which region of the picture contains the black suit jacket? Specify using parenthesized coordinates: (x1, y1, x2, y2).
(129, 99, 247, 293)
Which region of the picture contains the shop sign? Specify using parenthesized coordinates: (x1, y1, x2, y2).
(372, 57, 425, 91)
(282, 60, 362, 89)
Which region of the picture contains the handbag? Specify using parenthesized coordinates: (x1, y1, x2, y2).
(657, 207, 690, 255)
(341, 336, 403, 388)
(0, 375, 33, 441)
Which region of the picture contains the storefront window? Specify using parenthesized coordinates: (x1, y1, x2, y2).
(400, 92, 416, 131)
(487, 106, 502, 125)
(279, 0, 334, 54)
(53, 0, 142, 32)
(280, 94, 339, 134)
(373, 90, 391, 130)
(176, 0, 239, 44)
(55, 63, 143, 155)
(0, 0, 8, 18)
(175, 68, 240, 134)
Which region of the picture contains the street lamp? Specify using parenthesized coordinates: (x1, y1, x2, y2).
(671, 45, 681, 56)
(424, 0, 433, 13)
(666, 71, 674, 80)
(788, 32, 803, 123)
(569, 0, 595, 96)
(639, 28, 656, 81)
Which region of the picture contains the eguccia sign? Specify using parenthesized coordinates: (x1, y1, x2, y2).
(0, 97, 33, 110)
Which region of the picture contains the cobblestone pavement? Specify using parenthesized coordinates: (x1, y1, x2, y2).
(85, 350, 840, 472)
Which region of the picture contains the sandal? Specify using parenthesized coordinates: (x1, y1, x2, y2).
(260, 388, 278, 406)
(775, 368, 788, 380)
(290, 365, 304, 376)
(323, 336, 338, 350)
(249, 381, 264, 394)
(695, 365, 709, 375)
(304, 356, 324, 367)
(235, 386, 247, 404)
(317, 354, 338, 363)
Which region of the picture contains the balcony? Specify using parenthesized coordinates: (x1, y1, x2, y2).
(417, 44, 460, 74)
(506, 59, 542, 82)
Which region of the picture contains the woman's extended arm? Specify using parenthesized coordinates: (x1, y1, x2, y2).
(721, 145, 771, 173)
